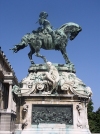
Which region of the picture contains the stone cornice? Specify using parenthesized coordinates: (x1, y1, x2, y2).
(0, 47, 18, 85)
(0, 70, 4, 79)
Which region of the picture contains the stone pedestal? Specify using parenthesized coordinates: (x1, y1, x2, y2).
(14, 95, 91, 134)
(0, 110, 16, 134)
(13, 63, 92, 134)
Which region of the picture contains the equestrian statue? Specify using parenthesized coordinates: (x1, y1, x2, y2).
(10, 11, 82, 64)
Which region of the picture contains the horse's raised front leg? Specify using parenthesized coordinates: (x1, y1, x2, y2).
(28, 50, 35, 64)
(60, 47, 70, 64)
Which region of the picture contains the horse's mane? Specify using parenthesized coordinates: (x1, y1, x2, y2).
(59, 22, 79, 30)
(59, 23, 68, 29)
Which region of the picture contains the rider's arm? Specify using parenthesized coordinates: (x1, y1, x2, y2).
(39, 18, 44, 25)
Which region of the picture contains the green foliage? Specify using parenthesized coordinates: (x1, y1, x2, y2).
(95, 107, 100, 133)
(87, 99, 100, 133)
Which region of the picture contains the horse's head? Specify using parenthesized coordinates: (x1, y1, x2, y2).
(69, 24, 82, 40)
(60, 22, 82, 41)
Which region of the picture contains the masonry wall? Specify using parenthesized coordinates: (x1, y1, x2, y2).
(0, 47, 18, 134)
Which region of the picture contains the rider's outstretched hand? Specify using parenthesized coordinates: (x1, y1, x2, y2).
(9, 46, 18, 53)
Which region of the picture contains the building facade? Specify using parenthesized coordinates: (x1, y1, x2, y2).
(0, 47, 18, 134)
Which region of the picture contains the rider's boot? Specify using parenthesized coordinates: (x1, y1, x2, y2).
(51, 31, 57, 45)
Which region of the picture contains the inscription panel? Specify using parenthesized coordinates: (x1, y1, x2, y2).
(32, 104, 73, 125)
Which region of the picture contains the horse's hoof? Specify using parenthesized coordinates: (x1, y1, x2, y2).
(66, 62, 70, 64)
(67, 62, 73, 66)
(66, 60, 72, 64)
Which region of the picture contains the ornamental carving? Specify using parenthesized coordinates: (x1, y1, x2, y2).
(12, 62, 92, 99)
(22, 104, 28, 129)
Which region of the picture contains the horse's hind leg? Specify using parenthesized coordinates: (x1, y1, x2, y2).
(28, 50, 35, 64)
(35, 51, 47, 63)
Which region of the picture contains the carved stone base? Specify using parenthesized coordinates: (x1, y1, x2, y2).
(13, 63, 92, 134)
(13, 63, 92, 98)
(14, 95, 91, 134)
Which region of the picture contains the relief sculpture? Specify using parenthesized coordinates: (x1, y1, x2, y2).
(76, 103, 84, 128)
(21, 104, 28, 129)
(32, 105, 73, 125)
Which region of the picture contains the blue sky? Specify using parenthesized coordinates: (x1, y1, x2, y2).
(0, 0, 100, 111)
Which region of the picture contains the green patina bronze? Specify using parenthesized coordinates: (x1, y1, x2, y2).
(10, 11, 82, 64)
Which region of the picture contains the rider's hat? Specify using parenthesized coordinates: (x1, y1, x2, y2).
(39, 11, 48, 19)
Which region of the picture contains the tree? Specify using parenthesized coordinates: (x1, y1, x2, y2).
(87, 99, 100, 133)
(95, 107, 100, 132)
(87, 99, 96, 132)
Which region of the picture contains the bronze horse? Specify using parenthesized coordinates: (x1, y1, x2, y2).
(10, 22, 82, 64)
